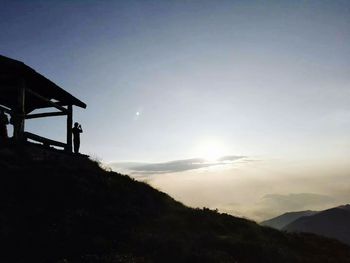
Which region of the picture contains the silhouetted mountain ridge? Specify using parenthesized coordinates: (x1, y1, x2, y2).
(338, 204, 350, 211)
(261, 210, 318, 230)
(283, 205, 350, 246)
(1, 145, 350, 262)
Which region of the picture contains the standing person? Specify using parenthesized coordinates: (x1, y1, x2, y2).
(0, 110, 9, 143)
(72, 122, 83, 154)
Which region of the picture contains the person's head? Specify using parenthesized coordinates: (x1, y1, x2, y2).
(74, 122, 79, 127)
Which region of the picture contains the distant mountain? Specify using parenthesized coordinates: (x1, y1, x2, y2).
(338, 204, 350, 211)
(1, 144, 350, 262)
(261, 210, 318, 230)
(283, 205, 350, 245)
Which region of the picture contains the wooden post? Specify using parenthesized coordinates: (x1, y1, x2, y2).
(66, 105, 73, 152)
(18, 85, 25, 137)
(14, 80, 26, 142)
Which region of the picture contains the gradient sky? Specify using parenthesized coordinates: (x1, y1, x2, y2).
(1, 0, 350, 220)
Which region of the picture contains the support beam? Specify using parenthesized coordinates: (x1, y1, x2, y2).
(0, 104, 12, 114)
(26, 88, 68, 113)
(66, 105, 73, 152)
(35, 101, 68, 109)
(26, 111, 67, 119)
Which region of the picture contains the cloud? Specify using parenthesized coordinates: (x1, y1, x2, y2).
(110, 155, 246, 175)
(217, 155, 246, 162)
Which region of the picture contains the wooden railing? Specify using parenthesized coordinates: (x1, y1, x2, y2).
(24, 132, 67, 149)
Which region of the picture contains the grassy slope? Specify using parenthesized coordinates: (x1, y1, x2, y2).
(1, 146, 350, 263)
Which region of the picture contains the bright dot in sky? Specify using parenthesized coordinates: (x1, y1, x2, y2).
(194, 138, 228, 162)
(134, 108, 143, 120)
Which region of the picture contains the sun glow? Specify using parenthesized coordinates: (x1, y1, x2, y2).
(194, 138, 228, 162)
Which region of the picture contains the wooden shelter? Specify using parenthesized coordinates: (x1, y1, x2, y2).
(0, 55, 86, 152)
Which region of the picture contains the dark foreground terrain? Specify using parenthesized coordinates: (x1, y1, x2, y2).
(1, 145, 350, 263)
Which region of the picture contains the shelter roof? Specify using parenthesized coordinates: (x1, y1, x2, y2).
(0, 55, 86, 113)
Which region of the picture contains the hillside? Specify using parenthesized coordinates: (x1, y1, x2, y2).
(284, 205, 350, 246)
(261, 211, 317, 230)
(1, 145, 350, 263)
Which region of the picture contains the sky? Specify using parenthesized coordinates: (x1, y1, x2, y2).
(1, 0, 350, 221)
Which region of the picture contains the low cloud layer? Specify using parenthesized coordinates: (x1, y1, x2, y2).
(262, 193, 335, 209)
(110, 155, 246, 174)
(212, 193, 338, 222)
(109, 157, 350, 221)
(253, 193, 337, 220)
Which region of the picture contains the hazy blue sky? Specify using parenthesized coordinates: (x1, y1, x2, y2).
(1, 0, 350, 220)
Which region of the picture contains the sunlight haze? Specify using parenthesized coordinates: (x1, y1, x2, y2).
(1, 0, 350, 221)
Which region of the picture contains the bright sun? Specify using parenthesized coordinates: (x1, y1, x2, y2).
(195, 138, 228, 162)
